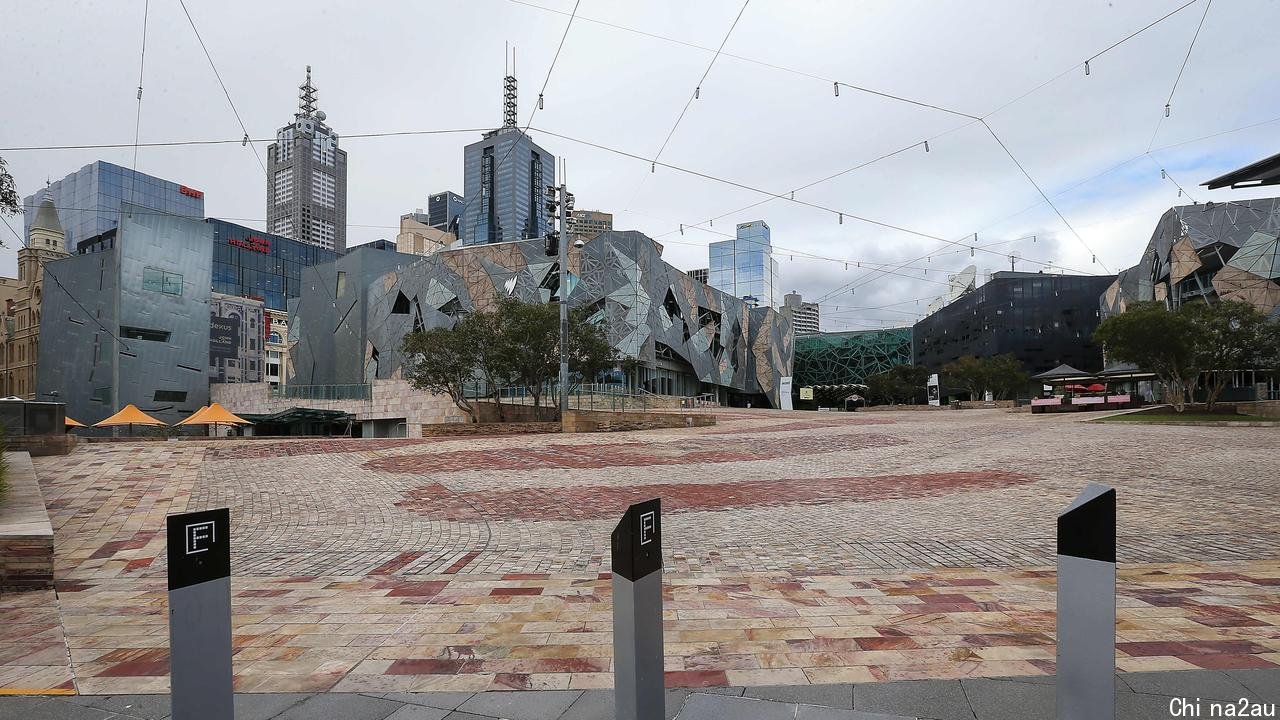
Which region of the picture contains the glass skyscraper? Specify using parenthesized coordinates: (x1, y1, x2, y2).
(708, 220, 781, 308)
(459, 71, 555, 245)
(22, 161, 205, 251)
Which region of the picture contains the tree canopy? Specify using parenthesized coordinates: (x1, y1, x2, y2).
(865, 364, 929, 405)
(1095, 299, 1279, 411)
(401, 297, 620, 421)
(940, 354, 1028, 401)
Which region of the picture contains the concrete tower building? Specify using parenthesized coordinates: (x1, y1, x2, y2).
(460, 54, 556, 245)
(267, 66, 348, 251)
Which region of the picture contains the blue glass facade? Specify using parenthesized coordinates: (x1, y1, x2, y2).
(707, 220, 781, 308)
(208, 219, 338, 311)
(427, 191, 464, 233)
(23, 161, 205, 251)
(460, 129, 555, 245)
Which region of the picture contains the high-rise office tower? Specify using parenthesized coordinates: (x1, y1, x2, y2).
(267, 66, 347, 251)
(708, 220, 781, 308)
(783, 292, 820, 334)
(427, 191, 464, 235)
(460, 58, 555, 245)
(569, 210, 612, 239)
(688, 268, 709, 284)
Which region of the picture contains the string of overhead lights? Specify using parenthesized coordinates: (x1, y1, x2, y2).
(177, 0, 267, 176)
(623, 0, 751, 212)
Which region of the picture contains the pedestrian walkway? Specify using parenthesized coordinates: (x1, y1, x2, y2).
(2, 668, 1276, 719)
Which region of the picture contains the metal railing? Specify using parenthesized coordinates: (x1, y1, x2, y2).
(270, 384, 372, 401)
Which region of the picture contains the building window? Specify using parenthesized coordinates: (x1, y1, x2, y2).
(268, 331, 282, 344)
(311, 170, 335, 208)
(121, 326, 171, 342)
(142, 267, 183, 295)
(153, 390, 187, 402)
(273, 169, 294, 204)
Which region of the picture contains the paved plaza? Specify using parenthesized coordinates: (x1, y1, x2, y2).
(1, 408, 1278, 700)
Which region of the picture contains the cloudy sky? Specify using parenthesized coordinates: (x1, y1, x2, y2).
(3, 0, 1279, 331)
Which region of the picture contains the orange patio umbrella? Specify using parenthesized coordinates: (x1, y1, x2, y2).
(64, 416, 86, 429)
(175, 406, 210, 427)
(179, 403, 252, 435)
(94, 403, 167, 436)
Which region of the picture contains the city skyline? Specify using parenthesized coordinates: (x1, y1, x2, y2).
(4, 1, 1280, 330)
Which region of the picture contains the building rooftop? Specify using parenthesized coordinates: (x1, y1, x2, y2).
(1203, 150, 1280, 190)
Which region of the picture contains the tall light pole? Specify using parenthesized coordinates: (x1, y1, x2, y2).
(545, 181, 574, 416)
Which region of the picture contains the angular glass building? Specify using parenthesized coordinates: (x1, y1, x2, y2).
(914, 271, 1116, 376)
(708, 221, 781, 308)
(22, 161, 204, 250)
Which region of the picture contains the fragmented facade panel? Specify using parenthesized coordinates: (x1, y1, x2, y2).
(288, 231, 795, 407)
(793, 328, 913, 388)
(1101, 198, 1280, 319)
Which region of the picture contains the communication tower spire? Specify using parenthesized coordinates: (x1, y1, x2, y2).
(503, 46, 518, 128)
(297, 65, 318, 118)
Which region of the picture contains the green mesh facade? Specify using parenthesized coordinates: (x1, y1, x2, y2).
(793, 328, 913, 387)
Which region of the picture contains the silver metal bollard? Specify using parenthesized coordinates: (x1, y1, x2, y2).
(167, 508, 234, 720)
(1057, 483, 1116, 720)
(612, 499, 664, 720)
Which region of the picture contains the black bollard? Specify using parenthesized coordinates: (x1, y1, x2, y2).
(611, 499, 664, 720)
(1057, 483, 1116, 720)
(167, 508, 234, 720)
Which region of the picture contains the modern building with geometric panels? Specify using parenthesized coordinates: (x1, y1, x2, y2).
(1101, 197, 1280, 320)
(288, 230, 794, 407)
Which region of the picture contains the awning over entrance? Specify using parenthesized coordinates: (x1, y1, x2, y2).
(238, 408, 354, 425)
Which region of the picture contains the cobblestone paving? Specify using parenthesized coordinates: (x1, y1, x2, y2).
(1, 408, 1278, 694)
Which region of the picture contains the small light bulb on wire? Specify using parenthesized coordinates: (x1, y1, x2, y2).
(1165, 104, 1171, 117)
(833, 82, 839, 97)
(924, 141, 930, 153)
(694, 86, 700, 100)
(1084, 60, 1090, 76)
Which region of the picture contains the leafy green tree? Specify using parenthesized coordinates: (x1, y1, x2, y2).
(1094, 301, 1203, 412)
(492, 296, 558, 408)
(866, 364, 929, 405)
(941, 355, 988, 400)
(401, 326, 482, 423)
(984, 354, 1029, 400)
(0, 157, 19, 218)
(940, 355, 1027, 401)
(1182, 300, 1280, 411)
(567, 306, 619, 391)
(457, 309, 513, 419)
(0, 156, 20, 249)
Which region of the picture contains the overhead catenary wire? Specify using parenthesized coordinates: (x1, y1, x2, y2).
(1148, 0, 1214, 151)
(126, 0, 150, 211)
(448, 0, 582, 244)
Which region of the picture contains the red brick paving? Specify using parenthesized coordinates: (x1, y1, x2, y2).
(366, 433, 906, 474)
(395, 471, 1032, 521)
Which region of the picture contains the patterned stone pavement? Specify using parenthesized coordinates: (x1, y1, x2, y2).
(1, 408, 1278, 695)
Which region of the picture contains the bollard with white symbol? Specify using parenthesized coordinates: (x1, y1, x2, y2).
(1057, 483, 1116, 720)
(167, 508, 233, 720)
(612, 499, 664, 720)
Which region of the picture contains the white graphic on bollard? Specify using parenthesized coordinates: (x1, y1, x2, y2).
(640, 512, 655, 545)
(186, 521, 215, 554)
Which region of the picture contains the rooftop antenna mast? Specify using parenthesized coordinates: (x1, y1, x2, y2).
(503, 44, 518, 128)
(297, 65, 317, 118)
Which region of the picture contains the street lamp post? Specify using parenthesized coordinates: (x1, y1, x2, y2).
(546, 182, 575, 416)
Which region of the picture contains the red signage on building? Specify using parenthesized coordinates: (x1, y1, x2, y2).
(179, 185, 204, 199)
(228, 235, 271, 254)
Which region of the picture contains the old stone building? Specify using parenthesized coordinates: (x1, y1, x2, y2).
(0, 194, 68, 398)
